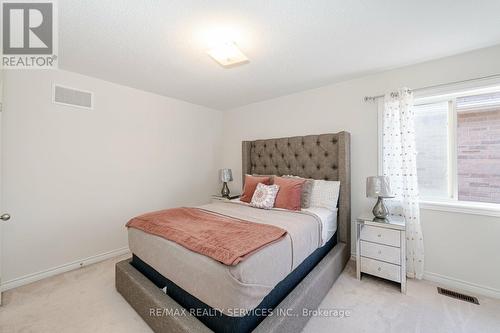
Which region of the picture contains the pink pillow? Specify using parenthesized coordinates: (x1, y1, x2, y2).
(240, 175, 271, 203)
(273, 176, 305, 211)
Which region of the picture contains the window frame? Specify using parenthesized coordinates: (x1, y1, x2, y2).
(377, 81, 500, 218)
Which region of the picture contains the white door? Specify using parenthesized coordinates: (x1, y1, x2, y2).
(0, 68, 11, 305)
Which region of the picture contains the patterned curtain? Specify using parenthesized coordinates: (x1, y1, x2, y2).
(382, 88, 424, 279)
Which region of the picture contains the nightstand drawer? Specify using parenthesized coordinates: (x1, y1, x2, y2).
(360, 225, 400, 247)
(361, 257, 401, 282)
(360, 241, 401, 264)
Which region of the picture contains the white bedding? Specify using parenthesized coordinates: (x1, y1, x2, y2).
(303, 206, 338, 244)
(231, 198, 337, 245)
(128, 201, 337, 316)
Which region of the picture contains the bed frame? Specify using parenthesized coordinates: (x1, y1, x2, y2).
(116, 132, 351, 333)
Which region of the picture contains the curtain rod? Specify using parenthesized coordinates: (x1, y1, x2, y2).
(363, 73, 500, 102)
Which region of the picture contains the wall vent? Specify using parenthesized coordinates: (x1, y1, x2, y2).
(437, 287, 479, 305)
(53, 84, 93, 110)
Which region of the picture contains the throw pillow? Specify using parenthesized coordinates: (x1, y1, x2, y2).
(250, 183, 280, 209)
(240, 175, 271, 202)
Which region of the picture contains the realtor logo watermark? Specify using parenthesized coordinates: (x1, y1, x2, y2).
(2, 0, 58, 68)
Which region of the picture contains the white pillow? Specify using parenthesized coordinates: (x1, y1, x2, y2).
(250, 183, 280, 209)
(309, 180, 340, 211)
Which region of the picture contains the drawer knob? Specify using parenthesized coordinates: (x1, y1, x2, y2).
(377, 267, 381, 271)
(377, 234, 382, 237)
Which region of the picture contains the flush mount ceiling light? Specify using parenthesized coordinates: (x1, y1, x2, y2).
(207, 42, 249, 68)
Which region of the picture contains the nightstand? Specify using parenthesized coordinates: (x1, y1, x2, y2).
(356, 216, 406, 294)
(211, 194, 240, 203)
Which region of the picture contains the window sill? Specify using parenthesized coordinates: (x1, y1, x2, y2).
(419, 200, 500, 218)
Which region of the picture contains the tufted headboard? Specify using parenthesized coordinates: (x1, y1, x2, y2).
(242, 132, 351, 252)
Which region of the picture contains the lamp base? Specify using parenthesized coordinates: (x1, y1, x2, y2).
(372, 196, 389, 219)
(221, 182, 230, 198)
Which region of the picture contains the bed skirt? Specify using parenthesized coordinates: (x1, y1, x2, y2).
(116, 234, 349, 333)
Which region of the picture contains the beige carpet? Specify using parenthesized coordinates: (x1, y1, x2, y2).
(1, 255, 499, 333)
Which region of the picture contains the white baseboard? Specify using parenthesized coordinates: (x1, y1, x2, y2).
(1, 247, 130, 292)
(423, 271, 500, 299)
(351, 253, 499, 299)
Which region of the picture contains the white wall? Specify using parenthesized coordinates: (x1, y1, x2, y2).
(2, 46, 500, 298)
(1, 69, 222, 287)
(222, 45, 500, 297)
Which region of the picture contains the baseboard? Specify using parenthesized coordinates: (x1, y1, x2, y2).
(423, 271, 500, 299)
(1, 247, 130, 292)
(351, 253, 499, 299)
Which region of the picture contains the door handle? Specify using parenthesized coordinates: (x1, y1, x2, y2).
(0, 213, 11, 221)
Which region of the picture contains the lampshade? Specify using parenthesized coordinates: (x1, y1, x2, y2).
(219, 168, 233, 182)
(366, 176, 392, 198)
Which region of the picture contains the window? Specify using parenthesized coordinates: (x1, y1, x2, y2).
(413, 90, 500, 205)
(414, 101, 450, 198)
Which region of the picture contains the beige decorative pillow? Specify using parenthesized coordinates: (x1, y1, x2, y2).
(283, 175, 314, 208)
(250, 183, 280, 209)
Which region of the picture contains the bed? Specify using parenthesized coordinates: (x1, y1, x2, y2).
(116, 132, 351, 333)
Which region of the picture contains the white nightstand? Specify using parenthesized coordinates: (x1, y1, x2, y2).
(211, 195, 240, 203)
(356, 216, 406, 294)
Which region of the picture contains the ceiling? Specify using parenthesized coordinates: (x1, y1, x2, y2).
(59, 1, 500, 110)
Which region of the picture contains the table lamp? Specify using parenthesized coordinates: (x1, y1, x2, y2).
(219, 168, 233, 198)
(366, 176, 393, 220)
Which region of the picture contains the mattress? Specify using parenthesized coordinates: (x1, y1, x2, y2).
(128, 200, 337, 316)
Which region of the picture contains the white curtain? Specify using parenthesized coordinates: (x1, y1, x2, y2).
(382, 88, 424, 279)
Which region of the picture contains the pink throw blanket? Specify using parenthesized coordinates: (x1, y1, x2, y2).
(126, 207, 287, 265)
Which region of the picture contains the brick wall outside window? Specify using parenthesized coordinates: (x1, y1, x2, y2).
(457, 107, 500, 204)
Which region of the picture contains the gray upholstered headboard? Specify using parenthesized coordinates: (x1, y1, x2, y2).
(242, 132, 351, 251)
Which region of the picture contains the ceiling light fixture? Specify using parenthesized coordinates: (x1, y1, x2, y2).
(207, 42, 249, 68)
